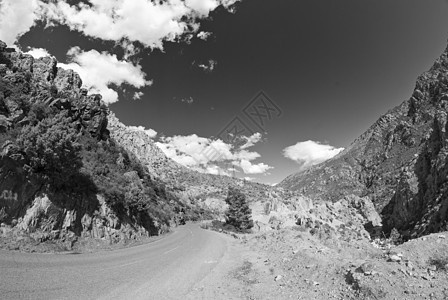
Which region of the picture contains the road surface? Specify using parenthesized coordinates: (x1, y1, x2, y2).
(0, 224, 230, 300)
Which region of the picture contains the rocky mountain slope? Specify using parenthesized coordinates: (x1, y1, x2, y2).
(108, 112, 302, 215)
(279, 42, 448, 238)
(0, 40, 200, 251)
(0, 40, 304, 252)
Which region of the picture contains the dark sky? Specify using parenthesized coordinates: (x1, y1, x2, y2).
(16, 0, 448, 184)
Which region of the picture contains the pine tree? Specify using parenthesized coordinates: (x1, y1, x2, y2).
(225, 187, 253, 232)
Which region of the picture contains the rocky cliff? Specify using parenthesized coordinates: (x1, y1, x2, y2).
(279, 42, 448, 238)
(0, 40, 190, 251)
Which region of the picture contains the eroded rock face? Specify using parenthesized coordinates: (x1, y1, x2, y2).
(0, 41, 151, 247)
(279, 42, 448, 238)
(108, 112, 185, 180)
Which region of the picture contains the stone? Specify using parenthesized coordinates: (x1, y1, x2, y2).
(274, 275, 282, 281)
(389, 255, 402, 262)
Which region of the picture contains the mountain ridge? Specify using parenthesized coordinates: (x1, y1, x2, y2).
(279, 41, 448, 238)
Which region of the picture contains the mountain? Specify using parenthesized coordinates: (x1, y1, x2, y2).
(0, 40, 204, 251)
(0, 40, 303, 251)
(279, 41, 448, 238)
(107, 112, 302, 213)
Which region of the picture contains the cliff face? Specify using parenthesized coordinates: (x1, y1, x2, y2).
(0, 41, 184, 251)
(279, 42, 448, 238)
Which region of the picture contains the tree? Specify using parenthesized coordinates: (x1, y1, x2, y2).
(225, 187, 253, 232)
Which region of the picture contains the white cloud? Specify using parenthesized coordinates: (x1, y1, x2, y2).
(133, 91, 144, 100)
(237, 159, 272, 174)
(128, 125, 157, 139)
(197, 59, 217, 72)
(0, 0, 243, 104)
(0, 0, 42, 46)
(283, 140, 344, 170)
(156, 132, 272, 175)
(181, 96, 194, 104)
(59, 47, 151, 104)
(42, 0, 240, 50)
(24, 47, 51, 59)
(240, 132, 262, 149)
(185, 0, 219, 16)
(197, 31, 212, 40)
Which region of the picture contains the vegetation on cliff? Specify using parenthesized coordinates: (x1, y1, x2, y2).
(0, 40, 196, 247)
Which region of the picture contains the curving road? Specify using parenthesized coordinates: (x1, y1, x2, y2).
(0, 224, 229, 300)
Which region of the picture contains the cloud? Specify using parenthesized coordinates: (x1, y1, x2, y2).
(197, 59, 217, 72)
(128, 125, 157, 139)
(24, 47, 51, 59)
(283, 140, 344, 170)
(133, 91, 144, 100)
(156, 132, 272, 175)
(197, 31, 212, 40)
(185, 0, 219, 16)
(181, 96, 194, 104)
(237, 159, 272, 174)
(0, 0, 42, 46)
(59, 47, 151, 104)
(240, 132, 262, 149)
(42, 0, 241, 50)
(0, 0, 242, 104)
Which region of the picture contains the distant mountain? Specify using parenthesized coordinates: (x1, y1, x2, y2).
(279, 41, 448, 238)
(108, 112, 301, 210)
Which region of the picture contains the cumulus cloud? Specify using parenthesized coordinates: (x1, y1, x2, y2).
(24, 47, 51, 59)
(237, 159, 272, 174)
(42, 0, 240, 50)
(128, 125, 157, 139)
(0, 0, 242, 104)
(283, 140, 344, 170)
(156, 132, 271, 175)
(59, 47, 151, 104)
(0, 0, 42, 46)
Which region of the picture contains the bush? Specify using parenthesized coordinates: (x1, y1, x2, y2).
(389, 228, 402, 245)
(224, 187, 253, 232)
(17, 112, 82, 187)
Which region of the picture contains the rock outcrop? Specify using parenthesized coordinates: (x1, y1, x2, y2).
(0, 41, 174, 251)
(279, 41, 448, 238)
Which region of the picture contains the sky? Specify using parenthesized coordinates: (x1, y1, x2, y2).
(2, 0, 448, 185)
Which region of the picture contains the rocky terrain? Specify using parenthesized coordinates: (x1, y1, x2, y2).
(0, 40, 200, 252)
(221, 227, 448, 300)
(279, 42, 448, 239)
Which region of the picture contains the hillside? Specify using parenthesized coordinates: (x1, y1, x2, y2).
(0, 40, 201, 251)
(279, 41, 448, 238)
(108, 112, 302, 214)
(0, 40, 304, 251)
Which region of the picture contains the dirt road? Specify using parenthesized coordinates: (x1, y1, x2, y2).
(0, 224, 238, 300)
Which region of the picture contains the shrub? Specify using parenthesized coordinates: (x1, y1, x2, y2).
(389, 228, 402, 245)
(17, 112, 82, 187)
